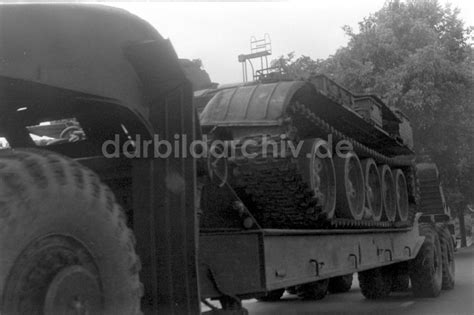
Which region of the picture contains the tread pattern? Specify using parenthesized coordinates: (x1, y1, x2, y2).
(296, 279, 329, 300)
(358, 266, 393, 299)
(391, 273, 410, 292)
(232, 132, 415, 229)
(233, 136, 321, 228)
(436, 223, 455, 290)
(328, 274, 353, 294)
(409, 223, 443, 298)
(390, 261, 410, 292)
(290, 103, 412, 167)
(416, 164, 446, 215)
(0, 148, 143, 313)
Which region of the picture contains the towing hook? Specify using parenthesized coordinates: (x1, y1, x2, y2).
(310, 259, 325, 276)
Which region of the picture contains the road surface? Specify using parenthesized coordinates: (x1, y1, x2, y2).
(243, 246, 474, 315)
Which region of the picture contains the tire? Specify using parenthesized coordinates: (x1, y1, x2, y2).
(256, 288, 285, 302)
(409, 223, 443, 298)
(0, 149, 142, 314)
(327, 274, 353, 294)
(391, 262, 410, 292)
(296, 279, 329, 300)
(391, 273, 410, 292)
(358, 266, 393, 299)
(436, 224, 455, 290)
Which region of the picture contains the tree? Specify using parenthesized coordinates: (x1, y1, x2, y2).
(179, 59, 217, 91)
(274, 0, 474, 208)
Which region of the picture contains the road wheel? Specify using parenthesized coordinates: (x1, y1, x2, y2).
(296, 279, 329, 300)
(327, 274, 353, 294)
(437, 224, 455, 290)
(409, 223, 443, 297)
(335, 152, 365, 220)
(256, 288, 285, 302)
(378, 165, 396, 222)
(393, 169, 409, 222)
(298, 139, 336, 219)
(0, 149, 142, 314)
(358, 266, 393, 299)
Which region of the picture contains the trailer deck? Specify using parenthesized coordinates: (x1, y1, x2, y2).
(199, 217, 424, 298)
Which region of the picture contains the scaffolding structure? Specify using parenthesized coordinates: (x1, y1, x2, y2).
(238, 34, 281, 82)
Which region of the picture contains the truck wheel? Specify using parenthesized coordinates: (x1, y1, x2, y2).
(327, 274, 353, 293)
(358, 266, 393, 299)
(0, 149, 142, 314)
(391, 273, 410, 292)
(437, 224, 455, 290)
(390, 262, 410, 292)
(409, 223, 442, 297)
(256, 288, 285, 302)
(296, 279, 329, 300)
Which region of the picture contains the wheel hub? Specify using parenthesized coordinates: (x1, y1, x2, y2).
(2, 236, 101, 314)
(340, 153, 365, 220)
(310, 141, 336, 218)
(44, 265, 103, 314)
(361, 159, 382, 221)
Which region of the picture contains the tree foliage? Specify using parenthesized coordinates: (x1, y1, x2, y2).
(273, 0, 473, 209)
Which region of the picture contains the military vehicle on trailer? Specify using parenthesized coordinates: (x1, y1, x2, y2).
(0, 4, 455, 314)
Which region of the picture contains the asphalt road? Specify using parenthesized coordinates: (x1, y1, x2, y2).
(243, 246, 474, 315)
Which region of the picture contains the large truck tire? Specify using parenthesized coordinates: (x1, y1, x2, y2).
(436, 224, 455, 290)
(358, 266, 393, 299)
(327, 274, 353, 294)
(256, 288, 285, 302)
(296, 279, 329, 300)
(0, 149, 142, 314)
(409, 223, 442, 297)
(390, 262, 410, 292)
(391, 273, 410, 292)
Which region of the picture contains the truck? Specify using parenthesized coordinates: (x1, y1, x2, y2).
(0, 4, 455, 314)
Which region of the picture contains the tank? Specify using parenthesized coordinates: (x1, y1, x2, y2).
(199, 75, 417, 229)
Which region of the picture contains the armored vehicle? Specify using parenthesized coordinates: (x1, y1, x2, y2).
(0, 4, 454, 314)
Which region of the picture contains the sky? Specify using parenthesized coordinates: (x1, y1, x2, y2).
(110, 0, 474, 84)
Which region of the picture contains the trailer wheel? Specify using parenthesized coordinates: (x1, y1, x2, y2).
(390, 262, 410, 292)
(296, 279, 329, 300)
(409, 223, 442, 297)
(358, 266, 393, 299)
(437, 224, 455, 290)
(0, 149, 142, 314)
(391, 273, 410, 292)
(256, 289, 285, 302)
(327, 274, 353, 294)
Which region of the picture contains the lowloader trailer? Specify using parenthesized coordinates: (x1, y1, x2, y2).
(0, 5, 454, 314)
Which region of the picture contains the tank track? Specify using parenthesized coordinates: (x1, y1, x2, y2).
(416, 164, 446, 215)
(230, 103, 416, 229)
(289, 102, 413, 167)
